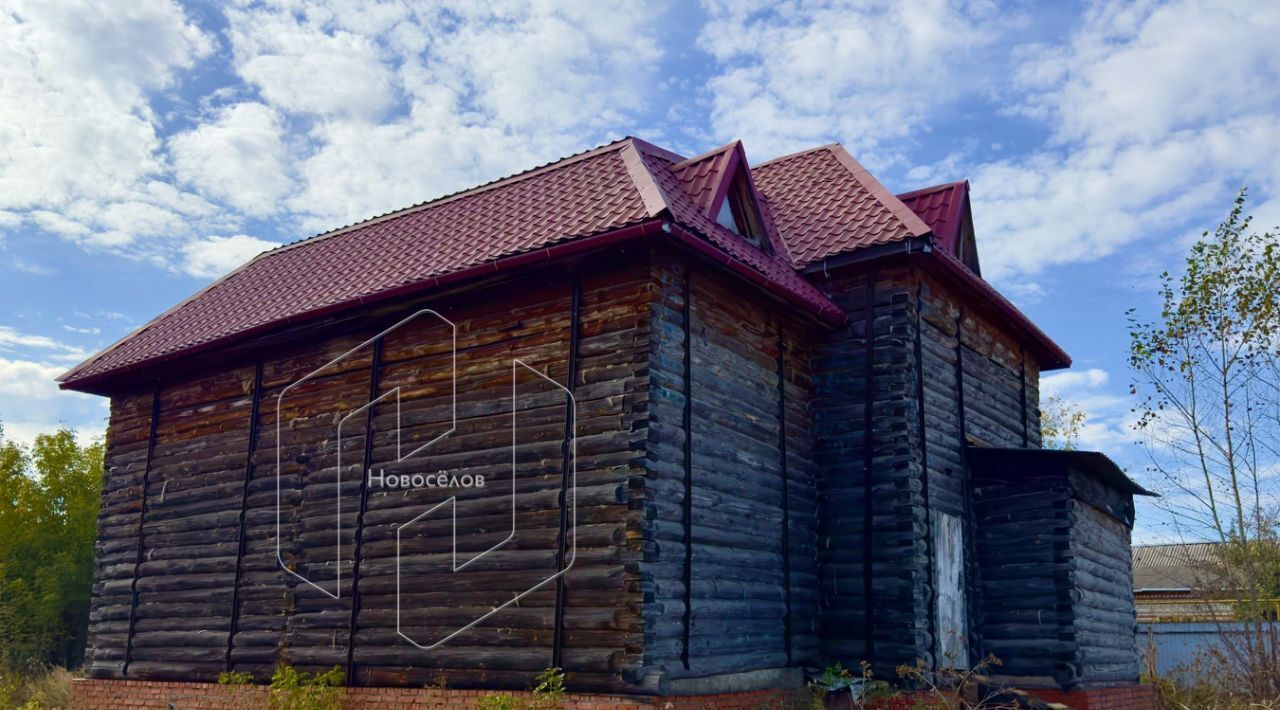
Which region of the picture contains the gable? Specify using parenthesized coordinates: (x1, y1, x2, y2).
(897, 180, 980, 276)
(672, 141, 771, 250)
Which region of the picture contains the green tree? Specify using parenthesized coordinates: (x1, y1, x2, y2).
(1040, 395, 1086, 450)
(0, 422, 103, 670)
(1129, 188, 1280, 543)
(1129, 189, 1280, 698)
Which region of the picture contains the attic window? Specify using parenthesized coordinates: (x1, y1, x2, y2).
(715, 176, 769, 249)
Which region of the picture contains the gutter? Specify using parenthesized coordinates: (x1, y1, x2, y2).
(59, 220, 667, 394)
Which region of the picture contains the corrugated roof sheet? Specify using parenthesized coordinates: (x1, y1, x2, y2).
(1133, 543, 1223, 592)
(751, 144, 931, 268)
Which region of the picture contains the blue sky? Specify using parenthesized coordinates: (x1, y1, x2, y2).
(2, 0, 1278, 542)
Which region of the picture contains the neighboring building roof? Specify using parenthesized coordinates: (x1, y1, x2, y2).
(897, 180, 970, 257)
(60, 135, 1068, 391)
(751, 144, 932, 268)
(1132, 543, 1223, 593)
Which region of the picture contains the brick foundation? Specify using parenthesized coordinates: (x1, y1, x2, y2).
(70, 679, 1161, 709)
(1031, 684, 1161, 710)
(69, 679, 803, 709)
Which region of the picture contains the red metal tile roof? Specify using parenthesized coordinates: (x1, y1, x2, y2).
(60, 138, 843, 390)
(60, 136, 1068, 389)
(671, 141, 740, 216)
(751, 145, 932, 268)
(897, 180, 969, 256)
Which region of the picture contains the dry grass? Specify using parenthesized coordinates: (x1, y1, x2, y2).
(0, 666, 73, 709)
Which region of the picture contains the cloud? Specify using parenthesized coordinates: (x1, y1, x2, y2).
(1041, 367, 1135, 454)
(697, 0, 1007, 164)
(224, 5, 399, 119)
(180, 234, 278, 279)
(221, 0, 667, 228)
(168, 102, 293, 216)
(0, 356, 106, 447)
(0, 326, 89, 360)
(1041, 367, 1109, 397)
(973, 0, 1280, 279)
(0, 0, 220, 261)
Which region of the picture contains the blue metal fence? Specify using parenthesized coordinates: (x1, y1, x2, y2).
(1138, 621, 1280, 680)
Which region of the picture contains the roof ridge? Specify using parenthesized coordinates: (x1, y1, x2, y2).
(752, 143, 842, 170)
(264, 137, 637, 259)
(619, 139, 675, 217)
(896, 179, 969, 200)
(671, 140, 740, 170)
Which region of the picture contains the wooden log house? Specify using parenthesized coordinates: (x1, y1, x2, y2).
(60, 137, 1153, 698)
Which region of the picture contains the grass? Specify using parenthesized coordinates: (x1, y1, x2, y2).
(0, 666, 73, 709)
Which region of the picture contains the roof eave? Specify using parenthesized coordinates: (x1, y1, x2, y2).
(59, 219, 671, 395)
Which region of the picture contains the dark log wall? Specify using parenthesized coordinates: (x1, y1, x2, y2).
(811, 267, 929, 673)
(916, 274, 1044, 667)
(85, 392, 155, 678)
(640, 254, 819, 684)
(83, 247, 1079, 693)
(972, 467, 1140, 689)
(131, 369, 258, 679)
(84, 259, 654, 692)
(239, 333, 373, 678)
(810, 266, 1046, 674)
(971, 472, 1075, 686)
(1069, 473, 1138, 687)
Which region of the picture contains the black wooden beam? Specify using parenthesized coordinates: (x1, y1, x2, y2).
(776, 323, 792, 666)
(225, 361, 264, 673)
(862, 277, 876, 661)
(345, 335, 384, 686)
(914, 282, 935, 668)
(680, 265, 695, 670)
(1019, 348, 1029, 448)
(122, 386, 161, 677)
(552, 276, 582, 670)
(954, 308, 981, 664)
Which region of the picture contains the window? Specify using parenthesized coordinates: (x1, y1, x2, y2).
(714, 175, 769, 250)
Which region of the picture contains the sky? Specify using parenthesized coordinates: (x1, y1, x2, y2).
(1, 0, 1278, 543)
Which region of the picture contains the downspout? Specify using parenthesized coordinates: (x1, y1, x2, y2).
(680, 264, 695, 670)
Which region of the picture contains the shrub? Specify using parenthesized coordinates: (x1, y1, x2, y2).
(267, 664, 344, 710)
(476, 667, 565, 710)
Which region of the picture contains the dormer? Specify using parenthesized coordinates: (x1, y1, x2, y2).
(672, 141, 772, 251)
(897, 180, 981, 276)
